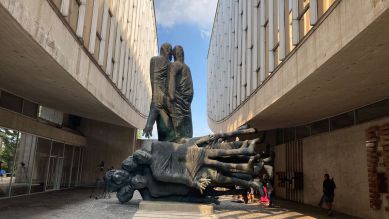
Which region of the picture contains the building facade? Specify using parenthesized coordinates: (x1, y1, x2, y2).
(207, 0, 389, 218)
(0, 0, 157, 199)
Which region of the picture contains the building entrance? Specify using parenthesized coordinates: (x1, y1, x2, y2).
(0, 126, 84, 199)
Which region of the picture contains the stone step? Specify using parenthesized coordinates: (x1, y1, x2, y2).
(133, 210, 217, 219)
(138, 201, 214, 214)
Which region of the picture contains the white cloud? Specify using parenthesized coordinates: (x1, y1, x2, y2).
(155, 0, 218, 34)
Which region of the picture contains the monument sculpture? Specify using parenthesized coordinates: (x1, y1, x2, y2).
(167, 45, 193, 141)
(143, 43, 176, 141)
(143, 43, 194, 142)
(106, 43, 273, 204)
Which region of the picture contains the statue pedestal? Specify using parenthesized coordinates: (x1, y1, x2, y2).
(133, 201, 216, 218)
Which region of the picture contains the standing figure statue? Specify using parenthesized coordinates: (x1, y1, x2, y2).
(168, 45, 194, 141)
(143, 43, 176, 141)
(143, 43, 194, 143)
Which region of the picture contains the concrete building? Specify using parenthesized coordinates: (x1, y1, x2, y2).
(207, 0, 389, 218)
(0, 0, 157, 199)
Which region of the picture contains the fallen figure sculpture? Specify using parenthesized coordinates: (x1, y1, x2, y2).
(105, 128, 273, 204)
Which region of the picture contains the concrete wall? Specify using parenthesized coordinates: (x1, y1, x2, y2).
(274, 117, 389, 218)
(303, 117, 389, 219)
(0, 0, 157, 129)
(274, 143, 286, 199)
(208, 0, 389, 133)
(79, 118, 136, 185)
(0, 107, 85, 146)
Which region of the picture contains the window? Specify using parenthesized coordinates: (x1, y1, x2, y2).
(38, 106, 64, 126)
(296, 125, 310, 139)
(284, 127, 296, 142)
(22, 99, 38, 119)
(330, 111, 354, 131)
(0, 91, 23, 113)
(310, 119, 329, 135)
(356, 100, 389, 124)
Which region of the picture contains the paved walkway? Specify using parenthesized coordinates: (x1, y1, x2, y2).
(0, 188, 360, 219)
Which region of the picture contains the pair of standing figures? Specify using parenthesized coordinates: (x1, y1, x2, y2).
(143, 43, 193, 142)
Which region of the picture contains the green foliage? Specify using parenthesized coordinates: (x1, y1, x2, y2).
(0, 128, 19, 173)
(136, 129, 142, 140)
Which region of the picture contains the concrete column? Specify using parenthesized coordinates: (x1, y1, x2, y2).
(118, 39, 126, 89)
(88, 0, 100, 54)
(76, 0, 87, 38)
(112, 26, 122, 85)
(130, 0, 140, 104)
(252, 1, 259, 90)
(241, 0, 247, 101)
(229, 0, 234, 114)
(246, 0, 253, 95)
(98, 2, 109, 66)
(106, 17, 116, 76)
(279, 0, 286, 60)
(233, 0, 239, 109)
(310, 0, 318, 25)
(126, 0, 136, 100)
(259, 0, 266, 83)
(122, 43, 129, 95)
(292, 0, 300, 45)
(60, 0, 70, 17)
(237, 0, 242, 105)
(268, 0, 275, 73)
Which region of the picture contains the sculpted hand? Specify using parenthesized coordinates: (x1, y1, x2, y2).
(209, 134, 217, 142)
(142, 126, 153, 138)
(195, 177, 211, 194)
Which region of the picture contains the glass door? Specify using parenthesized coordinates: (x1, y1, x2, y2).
(45, 142, 64, 191)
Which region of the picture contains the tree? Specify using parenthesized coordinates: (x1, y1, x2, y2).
(0, 128, 19, 173)
(136, 129, 142, 140)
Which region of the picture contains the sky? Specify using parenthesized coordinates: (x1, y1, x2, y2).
(147, 0, 218, 138)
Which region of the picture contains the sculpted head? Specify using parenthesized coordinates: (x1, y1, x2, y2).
(104, 169, 131, 192)
(173, 45, 184, 63)
(122, 155, 138, 172)
(117, 185, 135, 203)
(133, 149, 152, 165)
(160, 42, 173, 61)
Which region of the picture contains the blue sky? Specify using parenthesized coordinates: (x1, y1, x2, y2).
(148, 0, 218, 138)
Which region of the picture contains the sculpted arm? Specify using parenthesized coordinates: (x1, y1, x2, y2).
(143, 58, 157, 138)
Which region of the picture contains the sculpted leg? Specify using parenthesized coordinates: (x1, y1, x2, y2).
(207, 139, 259, 158)
(210, 173, 260, 191)
(204, 156, 255, 173)
(211, 141, 245, 149)
(156, 110, 175, 141)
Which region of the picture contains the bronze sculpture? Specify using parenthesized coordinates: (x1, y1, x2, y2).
(106, 128, 273, 203)
(143, 43, 176, 141)
(143, 44, 193, 142)
(167, 45, 193, 141)
(107, 44, 274, 204)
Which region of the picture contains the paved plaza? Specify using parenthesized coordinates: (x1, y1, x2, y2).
(0, 188, 360, 219)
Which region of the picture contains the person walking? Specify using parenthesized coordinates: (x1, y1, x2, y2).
(319, 173, 336, 216)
